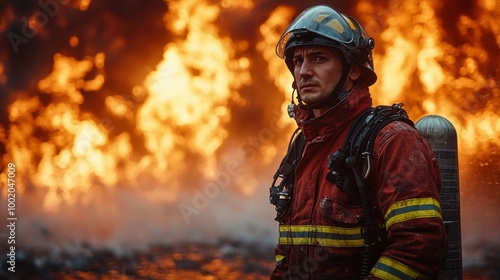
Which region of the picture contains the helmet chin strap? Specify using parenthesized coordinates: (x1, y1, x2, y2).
(295, 57, 352, 111)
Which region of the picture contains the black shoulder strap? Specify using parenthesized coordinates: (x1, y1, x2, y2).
(273, 128, 305, 182)
(327, 103, 414, 196)
(349, 103, 414, 164)
(269, 128, 306, 218)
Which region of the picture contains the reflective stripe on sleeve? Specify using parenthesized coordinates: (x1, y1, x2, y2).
(370, 256, 431, 280)
(384, 197, 442, 229)
(279, 225, 364, 247)
(275, 254, 285, 266)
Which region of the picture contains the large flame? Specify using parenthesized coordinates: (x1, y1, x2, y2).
(2, 0, 253, 209)
(359, 0, 500, 152)
(5, 53, 131, 211)
(136, 0, 251, 198)
(0, 0, 499, 275)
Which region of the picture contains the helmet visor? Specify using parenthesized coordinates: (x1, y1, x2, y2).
(276, 5, 357, 58)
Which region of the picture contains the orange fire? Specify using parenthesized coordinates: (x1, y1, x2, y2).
(0, 0, 499, 272)
(2, 0, 255, 209)
(137, 0, 252, 199)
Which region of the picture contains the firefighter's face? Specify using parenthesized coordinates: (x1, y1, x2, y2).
(292, 46, 351, 107)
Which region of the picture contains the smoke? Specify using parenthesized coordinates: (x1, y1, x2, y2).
(16, 182, 277, 251)
(460, 147, 500, 269)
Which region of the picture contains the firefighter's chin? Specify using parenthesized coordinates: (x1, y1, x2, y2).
(300, 91, 324, 104)
(300, 91, 332, 109)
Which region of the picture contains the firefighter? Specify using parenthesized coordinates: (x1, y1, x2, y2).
(270, 5, 448, 279)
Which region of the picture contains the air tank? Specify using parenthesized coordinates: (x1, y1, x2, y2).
(415, 115, 462, 280)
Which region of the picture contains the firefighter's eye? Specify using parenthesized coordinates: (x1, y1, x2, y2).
(314, 56, 326, 62)
(293, 57, 303, 66)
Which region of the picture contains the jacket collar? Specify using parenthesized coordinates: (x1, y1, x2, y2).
(294, 84, 373, 143)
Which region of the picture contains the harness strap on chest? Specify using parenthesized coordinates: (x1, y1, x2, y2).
(269, 128, 305, 219)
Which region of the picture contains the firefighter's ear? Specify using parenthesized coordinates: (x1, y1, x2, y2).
(348, 63, 362, 81)
(292, 81, 297, 90)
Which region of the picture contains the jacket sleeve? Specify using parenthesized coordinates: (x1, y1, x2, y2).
(270, 244, 288, 279)
(368, 121, 448, 279)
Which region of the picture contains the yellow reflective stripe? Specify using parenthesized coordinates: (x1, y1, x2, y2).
(385, 198, 442, 229)
(278, 225, 364, 247)
(370, 256, 431, 280)
(275, 254, 285, 266)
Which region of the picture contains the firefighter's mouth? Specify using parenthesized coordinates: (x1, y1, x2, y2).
(300, 82, 319, 92)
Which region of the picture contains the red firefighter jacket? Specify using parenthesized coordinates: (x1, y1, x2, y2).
(271, 84, 448, 280)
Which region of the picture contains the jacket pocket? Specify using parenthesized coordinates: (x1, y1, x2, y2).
(319, 197, 364, 226)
